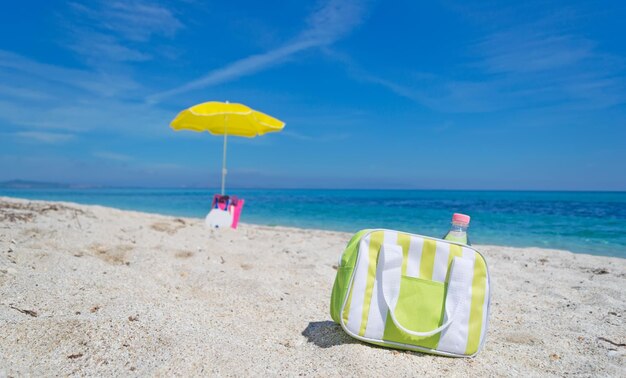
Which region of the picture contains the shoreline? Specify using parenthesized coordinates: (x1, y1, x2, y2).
(1, 195, 622, 260)
(1, 196, 625, 375)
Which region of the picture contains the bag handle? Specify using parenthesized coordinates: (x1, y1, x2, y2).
(380, 243, 473, 338)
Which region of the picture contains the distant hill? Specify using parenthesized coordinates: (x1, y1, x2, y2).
(0, 180, 71, 189)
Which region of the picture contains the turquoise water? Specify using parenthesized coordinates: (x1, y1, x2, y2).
(1, 189, 625, 258)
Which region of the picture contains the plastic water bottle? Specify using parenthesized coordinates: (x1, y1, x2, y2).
(443, 213, 471, 245)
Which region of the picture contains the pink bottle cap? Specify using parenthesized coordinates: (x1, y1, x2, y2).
(452, 213, 470, 225)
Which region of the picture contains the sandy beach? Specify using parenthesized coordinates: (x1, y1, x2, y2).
(0, 196, 624, 376)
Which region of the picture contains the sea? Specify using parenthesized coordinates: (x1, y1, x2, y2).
(1, 188, 625, 258)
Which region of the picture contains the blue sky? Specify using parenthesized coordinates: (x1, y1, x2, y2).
(0, 0, 625, 190)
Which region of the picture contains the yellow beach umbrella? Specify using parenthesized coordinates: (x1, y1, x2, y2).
(170, 101, 285, 194)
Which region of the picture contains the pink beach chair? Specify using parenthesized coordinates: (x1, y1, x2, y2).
(211, 194, 245, 229)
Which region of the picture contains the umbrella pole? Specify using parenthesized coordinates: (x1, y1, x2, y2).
(221, 131, 227, 195)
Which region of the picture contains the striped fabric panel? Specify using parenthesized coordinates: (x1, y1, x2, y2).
(363, 231, 397, 339)
(341, 272, 356, 325)
(445, 244, 465, 282)
(479, 269, 491, 349)
(432, 242, 451, 282)
(419, 238, 437, 280)
(465, 254, 488, 355)
(405, 235, 423, 278)
(436, 246, 476, 354)
(397, 233, 412, 277)
(358, 231, 385, 336)
(343, 235, 371, 328)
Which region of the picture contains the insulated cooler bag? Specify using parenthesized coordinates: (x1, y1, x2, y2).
(330, 229, 491, 357)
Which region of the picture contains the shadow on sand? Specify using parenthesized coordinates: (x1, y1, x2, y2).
(302, 321, 429, 357)
(301, 321, 358, 348)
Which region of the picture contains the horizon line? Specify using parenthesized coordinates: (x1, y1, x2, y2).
(1, 181, 625, 193)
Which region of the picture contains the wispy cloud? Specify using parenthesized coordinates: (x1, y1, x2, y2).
(321, 48, 504, 113)
(13, 131, 75, 144)
(466, 26, 626, 110)
(280, 130, 351, 142)
(93, 151, 133, 161)
(64, 0, 183, 65)
(147, 0, 368, 103)
(0, 83, 52, 101)
(476, 30, 595, 74)
(327, 14, 626, 113)
(0, 1, 189, 138)
(0, 95, 174, 134)
(0, 47, 175, 134)
(0, 50, 140, 97)
(72, 1, 183, 42)
(68, 31, 152, 63)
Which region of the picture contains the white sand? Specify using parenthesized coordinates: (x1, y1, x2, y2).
(0, 197, 624, 376)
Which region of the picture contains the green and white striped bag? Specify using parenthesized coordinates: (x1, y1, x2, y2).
(330, 229, 491, 357)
